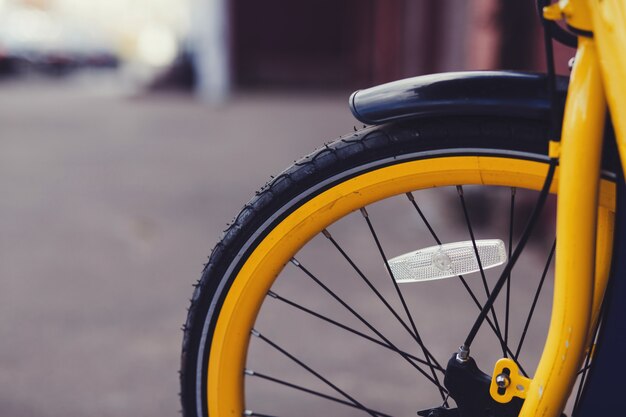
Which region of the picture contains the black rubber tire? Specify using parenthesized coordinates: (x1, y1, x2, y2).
(180, 115, 615, 417)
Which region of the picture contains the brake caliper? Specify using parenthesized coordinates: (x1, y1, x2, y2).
(441, 354, 525, 417)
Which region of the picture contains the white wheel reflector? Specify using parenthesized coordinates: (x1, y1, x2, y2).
(388, 239, 507, 283)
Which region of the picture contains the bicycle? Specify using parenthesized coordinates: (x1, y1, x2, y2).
(180, 1, 626, 416)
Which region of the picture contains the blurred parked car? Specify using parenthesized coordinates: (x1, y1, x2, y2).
(0, 5, 119, 77)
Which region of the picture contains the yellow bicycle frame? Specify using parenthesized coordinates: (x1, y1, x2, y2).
(519, 1, 626, 416)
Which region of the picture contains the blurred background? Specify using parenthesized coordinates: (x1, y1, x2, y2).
(0, 0, 574, 416)
(0, 0, 574, 96)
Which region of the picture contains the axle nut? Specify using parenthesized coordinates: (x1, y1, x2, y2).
(495, 373, 510, 389)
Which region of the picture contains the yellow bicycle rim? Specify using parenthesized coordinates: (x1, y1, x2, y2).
(207, 155, 615, 416)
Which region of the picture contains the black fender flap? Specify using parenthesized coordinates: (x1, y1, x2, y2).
(349, 71, 569, 125)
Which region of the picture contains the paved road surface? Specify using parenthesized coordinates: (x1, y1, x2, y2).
(0, 78, 355, 417)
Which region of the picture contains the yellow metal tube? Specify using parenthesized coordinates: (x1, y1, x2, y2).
(519, 38, 606, 417)
(590, 0, 626, 167)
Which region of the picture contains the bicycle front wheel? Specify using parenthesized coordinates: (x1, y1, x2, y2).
(180, 116, 615, 417)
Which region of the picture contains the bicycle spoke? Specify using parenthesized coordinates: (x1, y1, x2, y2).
(406, 192, 510, 350)
(267, 290, 443, 372)
(251, 329, 379, 417)
(245, 369, 394, 417)
(505, 187, 516, 354)
(514, 239, 556, 360)
(406, 191, 520, 364)
(463, 159, 557, 351)
(360, 207, 447, 403)
(290, 258, 448, 389)
(573, 299, 606, 413)
(406, 192, 442, 245)
(572, 346, 594, 414)
(457, 186, 506, 357)
(457, 272, 527, 375)
(576, 362, 593, 376)
(322, 228, 421, 344)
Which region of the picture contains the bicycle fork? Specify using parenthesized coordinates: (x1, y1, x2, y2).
(520, 37, 607, 417)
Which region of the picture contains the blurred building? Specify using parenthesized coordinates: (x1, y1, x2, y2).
(191, 0, 566, 101)
(229, 1, 469, 89)
(0, 0, 574, 99)
(192, 0, 472, 99)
